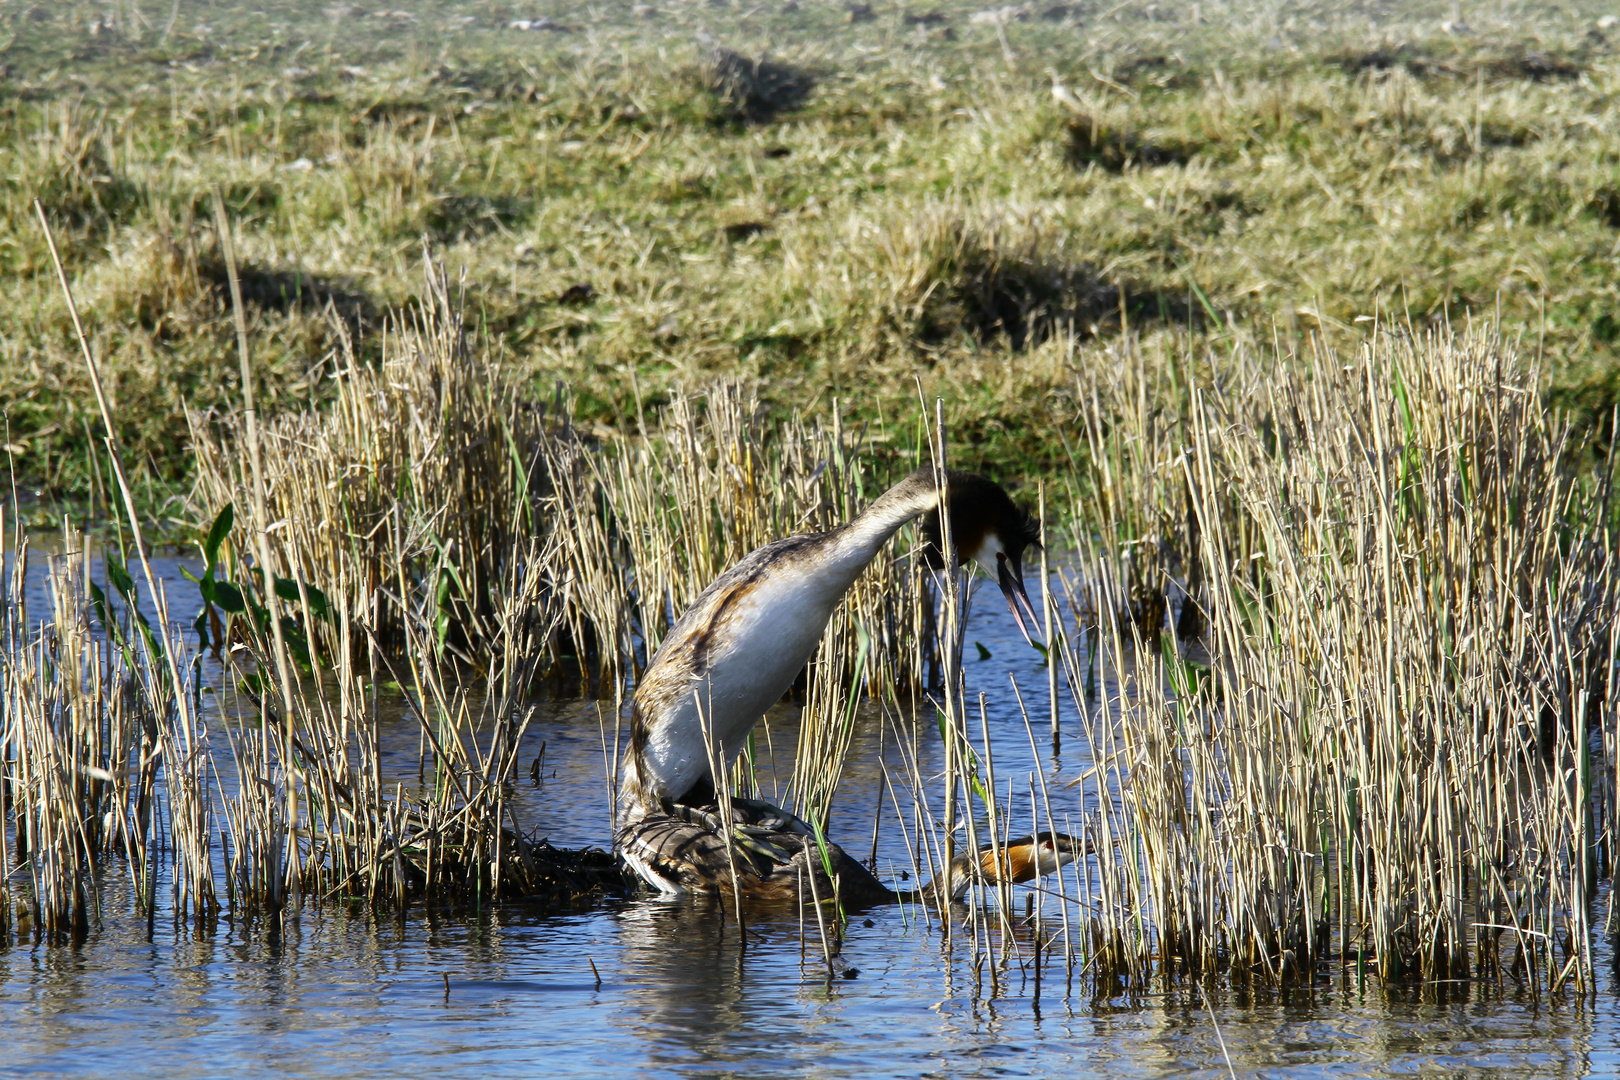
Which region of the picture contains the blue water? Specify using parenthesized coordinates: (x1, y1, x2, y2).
(5, 539, 1620, 1077)
(7, 886, 1620, 1079)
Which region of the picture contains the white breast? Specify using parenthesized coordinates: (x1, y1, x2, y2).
(639, 571, 840, 802)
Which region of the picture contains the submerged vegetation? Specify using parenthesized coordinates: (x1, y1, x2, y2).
(4, 0, 1620, 1004)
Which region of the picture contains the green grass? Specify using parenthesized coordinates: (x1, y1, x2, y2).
(3, 0, 1619, 511)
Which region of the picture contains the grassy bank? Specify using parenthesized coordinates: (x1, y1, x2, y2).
(4, 0, 1620, 505)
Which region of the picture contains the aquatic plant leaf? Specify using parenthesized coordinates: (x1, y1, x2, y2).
(279, 616, 313, 669)
(87, 581, 114, 637)
(204, 503, 234, 568)
(212, 580, 246, 614)
(274, 576, 331, 621)
(106, 555, 134, 599)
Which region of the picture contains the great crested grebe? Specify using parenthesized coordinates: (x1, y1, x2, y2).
(624, 796, 1086, 906)
(615, 466, 1080, 903)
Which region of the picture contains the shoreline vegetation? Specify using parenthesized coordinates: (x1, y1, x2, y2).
(3, 0, 1620, 997)
(5, 260, 1616, 994)
(3, 0, 1619, 510)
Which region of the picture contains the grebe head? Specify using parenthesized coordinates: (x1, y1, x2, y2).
(943, 831, 1089, 901)
(920, 470, 1042, 645)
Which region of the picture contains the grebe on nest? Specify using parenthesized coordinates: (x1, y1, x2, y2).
(615, 467, 1083, 904)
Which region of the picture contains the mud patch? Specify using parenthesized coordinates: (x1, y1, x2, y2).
(1482, 49, 1584, 82)
(199, 259, 375, 332)
(927, 250, 1199, 349)
(1334, 44, 1439, 77)
(425, 193, 531, 242)
(1334, 44, 1586, 83)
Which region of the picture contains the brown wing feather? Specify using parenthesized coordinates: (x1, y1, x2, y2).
(615, 809, 894, 907)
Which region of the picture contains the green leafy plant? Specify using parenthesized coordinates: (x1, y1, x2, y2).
(181, 502, 333, 677)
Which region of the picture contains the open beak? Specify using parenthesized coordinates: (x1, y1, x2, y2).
(996, 554, 1042, 648)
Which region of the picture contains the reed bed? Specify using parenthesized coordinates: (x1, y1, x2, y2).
(1042, 327, 1619, 993)
(0, 511, 624, 940)
(0, 516, 215, 938)
(8, 251, 1619, 1003)
(190, 273, 945, 702)
(188, 263, 556, 662)
(8, 259, 942, 938)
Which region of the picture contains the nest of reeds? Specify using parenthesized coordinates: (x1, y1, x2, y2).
(330, 813, 630, 908)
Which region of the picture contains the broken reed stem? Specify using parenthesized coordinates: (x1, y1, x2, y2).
(695, 687, 748, 935)
(976, 692, 1014, 931)
(1039, 482, 1058, 747)
(927, 396, 966, 882)
(1013, 674, 1074, 968)
(803, 836, 837, 980)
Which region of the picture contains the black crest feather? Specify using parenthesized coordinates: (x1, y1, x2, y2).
(917, 470, 1039, 570)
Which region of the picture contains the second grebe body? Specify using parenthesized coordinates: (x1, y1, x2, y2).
(622, 796, 1084, 906)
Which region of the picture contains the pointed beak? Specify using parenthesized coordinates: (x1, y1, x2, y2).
(996, 554, 1042, 648)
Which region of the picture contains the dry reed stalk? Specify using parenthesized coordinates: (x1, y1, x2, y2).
(0, 504, 12, 940)
(189, 261, 559, 667)
(204, 528, 585, 914)
(181, 269, 637, 914)
(1051, 326, 1617, 992)
(212, 189, 300, 912)
(0, 263, 619, 927)
(17, 205, 220, 935)
(0, 521, 183, 939)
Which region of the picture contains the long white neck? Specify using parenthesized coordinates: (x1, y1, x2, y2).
(820, 469, 941, 589)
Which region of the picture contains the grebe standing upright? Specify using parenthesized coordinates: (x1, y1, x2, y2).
(615, 467, 1080, 904)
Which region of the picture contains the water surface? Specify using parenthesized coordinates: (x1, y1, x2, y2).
(5, 545, 1620, 1078)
